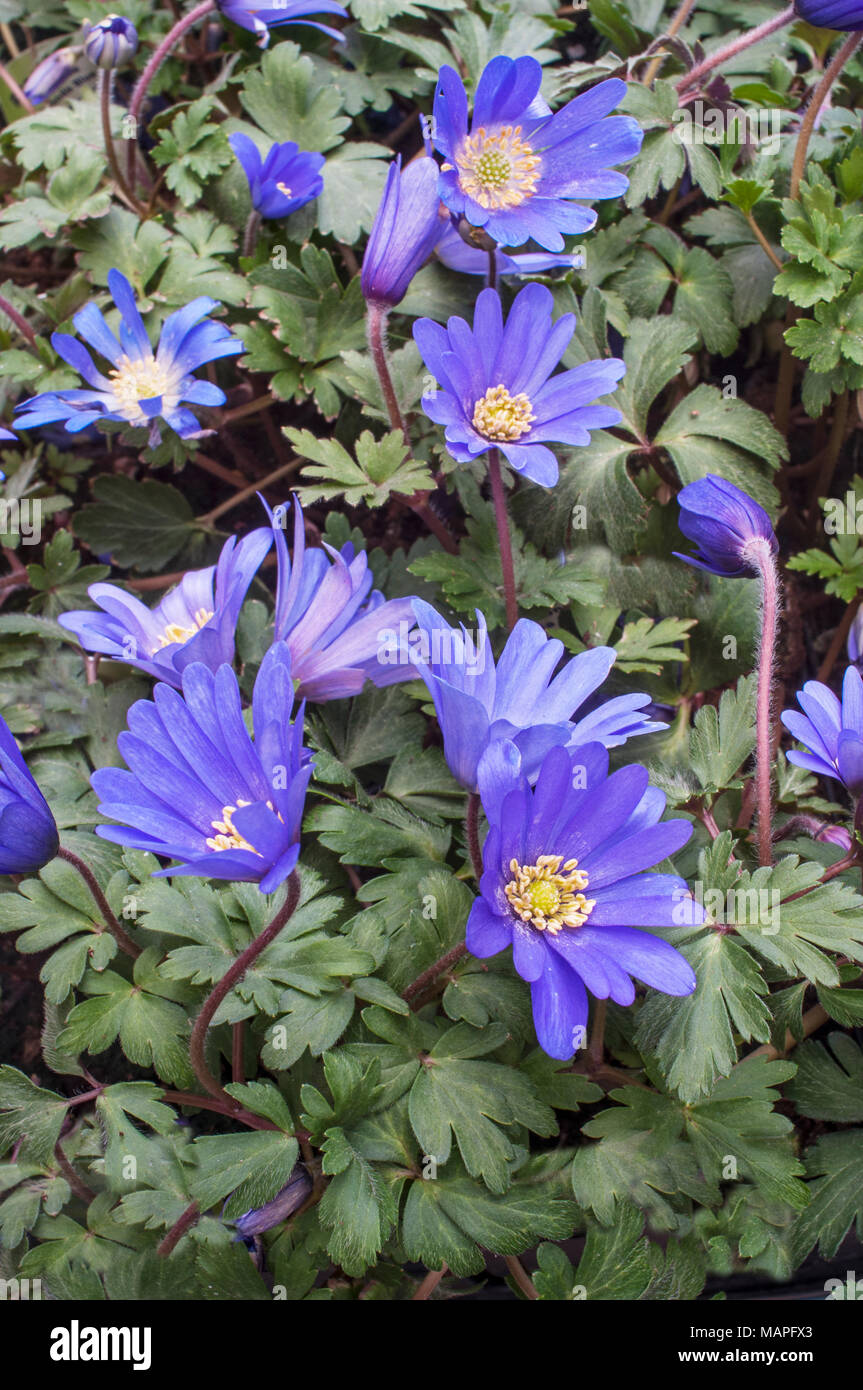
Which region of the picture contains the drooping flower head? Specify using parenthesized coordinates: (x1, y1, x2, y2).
(57, 527, 272, 686)
(413, 282, 625, 486)
(407, 599, 664, 793)
(0, 713, 59, 874)
(91, 643, 311, 893)
(229, 134, 325, 219)
(215, 0, 347, 47)
(432, 57, 642, 250)
(265, 494, 417, 701)
(434, 222, 583, 278)
(233, 1166, 312, 1238)
(22, 48, 80, 106)
(14, 270, 244, 442)
(675, 474, 778, 578)
(793, 0, 863, 29)
(361, 155, 443, 309)
(468, 742, 699, 1059)
(82, 15, 138, 68)
(781, 666, 863, 798)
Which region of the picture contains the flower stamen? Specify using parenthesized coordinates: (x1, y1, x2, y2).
(206, 799, 257, 854)
(454, 125, 541, 210)
(154, 607, 214, 652)
(505, 854, 595, 934)
(472, 384, 535, 441)
(109, 353, 180, 423)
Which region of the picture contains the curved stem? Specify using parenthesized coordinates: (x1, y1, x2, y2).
(157, 1199, 200, 1257)
(54, 1141, 96, 1204)
(402, 940, 468, 1005)
(790, 34, 863, 200)
(465, 791, 483, 880)
(0, 59, 34, 114)
(749, 542, 781, 867)
(745, 210, 783, 272)
(0, 292, 36, 347)
(242, 209, 261, 258)
(505, 1255, 539, 1300)
(125, 0, 216, 186)
(487, 447, 518, 632)
(189, 872, 300, 1101)
(56, 846, 141, 958)
(676, 5, 795, 94)
(99, 70, 145, 217)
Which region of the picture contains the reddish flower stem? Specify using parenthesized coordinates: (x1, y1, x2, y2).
(157, 1199, 200, 1257)
(747, 541, 781, 867)
(189, 873, 300, 1101)
(465, 792, 483, 879)
(676, 5, 795, 94)
(401, 940, 468, 1004)
(56, 846, 141, 958)
(125, 0, 216, 186)
(0, 292, 36, 346)
(487, 447, 519, 632)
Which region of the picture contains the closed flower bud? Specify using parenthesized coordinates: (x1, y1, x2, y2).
(674, 474, 778, 578)
(22, 47, 81, 106)
(0, 713, 59, 875)
(233, 1166, 312, 1237)
(793, 1, 863, 31)
(83, 14, 139, 69)
(361, 156, 443, 309)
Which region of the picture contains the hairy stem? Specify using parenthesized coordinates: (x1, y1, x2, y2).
(125, 0, 216, 185)
(676, 5, 795, 94)
(242, 210, 261, 258)
(790, 33, 863, 200)
(189, 873, 300, 1101)
(402, 940, 469, 1005)
(505, 1255, 539, 1300)
(487, 447, 519, 632)
(56, 846, 141, 958)
(412, 1264, 447, 1299)
(54, 1142, 96, 1204)
(749, 541, 781, 867)
(465, 791, 483, 880)
(157, 1199, 200, 1257)
(641, 0, 697, 85)
(0, 292, 36, 346)
(99, 70, 145, 216)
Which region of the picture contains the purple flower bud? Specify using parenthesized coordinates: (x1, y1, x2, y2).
(674, 474, 778, 578)
(22, 48, 82, 106)
(793, 1, 863, 31)
(815, 823, 852, 850)
(848, 604, 863, 666)
(83, 15, 139, 69)
(0, 712, 59, 874)
(361, 156, 443, 309)
(233, 1166, 312, 1237)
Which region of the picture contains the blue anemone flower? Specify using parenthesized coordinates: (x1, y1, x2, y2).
(413, 282, 625, 486)
(434, 221, 582, 278)
(405, 599, 664, 793)
(361, 155, 443, 309)
(14, 270, 244, 442)
(91, 643, 311, 893)
(432, 57, 642, 251)
(57, 528, 272, 686)
(675, 474, 778, 578)
(83, 15, 138, 68)
(0, 712, 59, 874)
(468, 742, 699, 1059)
(229, 134, 325, 219)
(216, 0, 347, 46)
(781, 666, 863, 798)
(265, 494, 416, 701)
(793, 0, 863, 28)
(0, 429, 16, 441)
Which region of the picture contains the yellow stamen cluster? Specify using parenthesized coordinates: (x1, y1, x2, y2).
(453, 125, 541, 210)
(472, 384, 535, 442)
(276, 181, 293, 198)
(109, 353, 176, 417)
(206, 799, 257, 854)
(154, 607, 214, 651)
(505, 855, 595, 935)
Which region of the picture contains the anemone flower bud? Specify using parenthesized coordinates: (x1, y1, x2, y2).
(674, 474, 778, 578)
(361, 155, 443, 309)
(22, 48, 82, 106)
(848, 604, 863, 666)
(815, 823, 853, 850)
(793, 0, 863, 30)
(233, 1166, 312, 1238)
(0, 712, 59, 874)
(83, 15, 139, 69)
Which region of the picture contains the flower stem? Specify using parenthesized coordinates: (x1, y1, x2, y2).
(54, 1141, 96, 1204)
(588, 998, 607, 1067)
(486, 246, 497, 291)
(641, 0, 697, 85)
(401, 940, 468, 1005)
(465, 791, 483, 879)
(99, 70, 146, 217)
(56, 846, 141, 958)
(749, 541, 781, 867)
(0, 292, 36, 346)
(676, 4, 795, 94)
(791, 34, 863, 200)
(242, 210, 261, 258)
(189, 872, 300, 1101)
(487, 447, 519, 632)
(125, 0, 216, 186)
(157, 1199, 200, 1257)
(412, 1264, 448, 1299)
(0, 59, 34, 114)
(366, 302, 459, 554)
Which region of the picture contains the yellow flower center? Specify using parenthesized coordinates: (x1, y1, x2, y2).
(153, 607, 214, 652)
(451, 125, 541, 210)
(505, 855, 595, 935)
(206, 800, 257, 855)
(276, 181, 293, 197)
(109, 353, 180, 423)
(472, 384, 535, 441)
